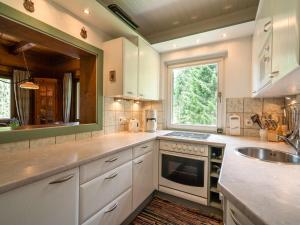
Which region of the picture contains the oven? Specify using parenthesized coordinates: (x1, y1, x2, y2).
(159, 140, 208, 203)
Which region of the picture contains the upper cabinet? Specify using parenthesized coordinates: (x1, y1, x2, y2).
(252, 0, 300, 97)
(138, 38, 160, 100)
(103, 37, 138, 98)
(103, 37, 160, 100)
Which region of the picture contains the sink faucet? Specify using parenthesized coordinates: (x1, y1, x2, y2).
(279, 133, 300, 155)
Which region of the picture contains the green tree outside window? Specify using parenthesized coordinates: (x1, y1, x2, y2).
(172, 63, 218, 125)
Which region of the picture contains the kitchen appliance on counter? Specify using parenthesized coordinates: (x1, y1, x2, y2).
(128, 118, 140, 132)
(159, 140, 208, 205)
(145, 109, 157, 132)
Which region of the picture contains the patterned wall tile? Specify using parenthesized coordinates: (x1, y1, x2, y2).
(263, 98, 284, 113)
(226, 98, 244, 113)
(244, 98, 263, 113)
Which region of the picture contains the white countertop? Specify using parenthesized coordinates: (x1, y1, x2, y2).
(0, 131, 299, 225)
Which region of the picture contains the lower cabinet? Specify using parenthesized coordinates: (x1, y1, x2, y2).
(80, 161, 132, 223)
(133, 151, 154, 210)
(0, 168, 79, 225)
(225, 200, 255, 225)
(81, 188, 132, 225)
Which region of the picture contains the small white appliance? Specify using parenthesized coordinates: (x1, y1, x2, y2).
(145, 109, 157, 132)
(128, 118, 140, 132)
(159, 140, 208, 205)
(229, 114, 241, 136)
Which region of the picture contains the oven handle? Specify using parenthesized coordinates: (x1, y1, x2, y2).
(160, 150, 208, 161)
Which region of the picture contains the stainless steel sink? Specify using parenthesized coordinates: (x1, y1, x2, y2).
(236, 147, 300, 164)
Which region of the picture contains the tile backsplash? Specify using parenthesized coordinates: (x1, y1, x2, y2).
(104, 97, 164, 134)
(226, 97, 285, 137)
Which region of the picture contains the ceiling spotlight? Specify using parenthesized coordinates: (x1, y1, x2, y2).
(172, 44, 177, 48)
(196, 39, 200, 44)
(84, 8, 90, 14)
(222, 33, 227, 38)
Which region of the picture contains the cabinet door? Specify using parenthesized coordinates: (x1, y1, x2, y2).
(138, 39, 160, 100)
(272, 0, 290, 80)
(123, 39, 138, 98)
(132, 151, 154, 210)
(0, 168, 79, 225)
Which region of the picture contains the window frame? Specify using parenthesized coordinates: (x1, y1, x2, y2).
(0, 75, 12, 121)
(166, 58, 224, 132)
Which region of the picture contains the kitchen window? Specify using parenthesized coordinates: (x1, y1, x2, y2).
(167, 59, 223, 132)
(0, 77, 11, 119)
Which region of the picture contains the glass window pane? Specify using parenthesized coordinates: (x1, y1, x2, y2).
(0, 78, 11, 119)
(172, 63, 218, 126)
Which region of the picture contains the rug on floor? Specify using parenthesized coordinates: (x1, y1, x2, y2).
(131, 196, 224, 225)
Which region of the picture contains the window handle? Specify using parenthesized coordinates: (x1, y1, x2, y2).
(218, 92, 222, 103)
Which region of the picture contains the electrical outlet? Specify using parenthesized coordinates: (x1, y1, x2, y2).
(245, 119, 253, 126)
(119, 117, 127, 125)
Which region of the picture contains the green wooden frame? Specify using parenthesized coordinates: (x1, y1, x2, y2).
(0, 2, 103, 144)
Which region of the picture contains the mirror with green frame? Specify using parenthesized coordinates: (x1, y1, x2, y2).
(0, 16, 97, 131)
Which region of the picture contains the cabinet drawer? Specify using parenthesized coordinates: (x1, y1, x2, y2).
(226, 201, 255, 225)
(82, 188, 132, 225)
(80, 161, 132, 223)
(133, 141, 154, 158)
(80, 148, 132, 184)
(0, 168, 79, 225)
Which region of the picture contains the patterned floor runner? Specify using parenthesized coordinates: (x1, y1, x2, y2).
(131, 197, 224, 225)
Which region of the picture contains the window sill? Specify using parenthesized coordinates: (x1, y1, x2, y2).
(167, 124, 217, 133)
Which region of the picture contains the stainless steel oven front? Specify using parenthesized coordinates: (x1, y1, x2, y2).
(159, 141, 208, 204)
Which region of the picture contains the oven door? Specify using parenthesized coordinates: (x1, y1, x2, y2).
(159, 150, 208, 198)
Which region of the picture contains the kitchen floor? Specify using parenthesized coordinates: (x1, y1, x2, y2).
(131, 194, 223, 225)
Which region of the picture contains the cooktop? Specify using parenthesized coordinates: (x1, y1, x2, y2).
(163, 131, 210, 140)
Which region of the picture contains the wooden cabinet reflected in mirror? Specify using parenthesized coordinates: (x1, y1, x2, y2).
(0, 16, 97, 131)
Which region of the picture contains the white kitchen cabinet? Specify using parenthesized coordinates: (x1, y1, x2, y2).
(103, 37, 138, 98)
(225, 200, 255, 225)
(80, 161, 132, 223)
(138, 38, 160, 100)
(82, 188, 132, 225)
(272, 0, 300, 83)
(132, 151, 154, 210)
(0, 168, 79, 225)
(252, 0, 300, 96)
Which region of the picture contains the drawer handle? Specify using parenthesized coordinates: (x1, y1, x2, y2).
(141, 145, 149, 149)
(229, 209, 242, 225)
(127, 91, 133, 95)
(135, 160, 144, 165)
(49, 174, 74, 184)
(264, 21, 272, 32)
(105, 172, 118, 180)
(105, 203, 118, 213)
(105, 157, 119, 163)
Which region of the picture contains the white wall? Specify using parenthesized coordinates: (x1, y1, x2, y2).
(0, 0, 112, 49)
(160, 36, 253, 99)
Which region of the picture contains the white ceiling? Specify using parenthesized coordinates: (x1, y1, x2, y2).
(152, 21, 255, 53)
(98, 0, 259, 43)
